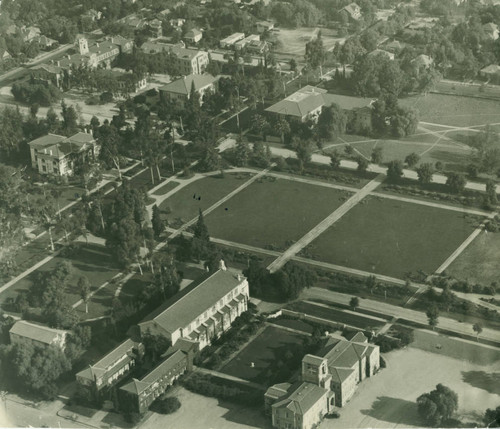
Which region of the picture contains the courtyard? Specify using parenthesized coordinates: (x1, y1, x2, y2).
(219, 325, 307, 385)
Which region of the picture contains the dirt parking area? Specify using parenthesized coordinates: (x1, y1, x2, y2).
(139, 387, 271, 429)
(320, 340, 500, 428)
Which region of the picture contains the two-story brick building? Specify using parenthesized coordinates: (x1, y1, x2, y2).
(76, 339, 144, 404)
(138, 267, 249, 350)
(118, 345, 194, 414)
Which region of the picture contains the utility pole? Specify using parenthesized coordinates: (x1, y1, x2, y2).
(171, 126, 176, 173)
(48, 226, 55, 252)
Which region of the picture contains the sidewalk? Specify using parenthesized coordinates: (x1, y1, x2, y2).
(268, 146, 500, 193)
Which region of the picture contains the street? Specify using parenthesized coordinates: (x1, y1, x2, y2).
(302, 287, 500, 344)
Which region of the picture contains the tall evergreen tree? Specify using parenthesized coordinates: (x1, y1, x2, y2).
(193, 209, 210, 242)
(152, 204, 165, 239)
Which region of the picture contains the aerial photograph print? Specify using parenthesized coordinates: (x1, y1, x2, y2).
(1, 0, 500, 428)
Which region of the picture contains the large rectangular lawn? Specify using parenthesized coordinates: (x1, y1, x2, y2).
(306, 196, 478, 279)
(159, 173, 254, 223)
(204, 177, 352, 249)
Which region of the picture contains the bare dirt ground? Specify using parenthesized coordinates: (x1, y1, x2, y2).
(139, 387, 271, 429)
(320, 334, 500, 428)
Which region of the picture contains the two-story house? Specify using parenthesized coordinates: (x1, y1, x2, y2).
(138, 266, 249, 350)
(158, 74, 217, 108)
(28, 131, 99, 177)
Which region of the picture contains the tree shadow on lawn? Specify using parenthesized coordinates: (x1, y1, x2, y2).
(360, 396, 421, 427)
(462, 371, 500, 395)
(219, 400, 272, 429)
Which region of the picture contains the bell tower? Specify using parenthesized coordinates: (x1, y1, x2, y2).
(78, 37, 89, 55)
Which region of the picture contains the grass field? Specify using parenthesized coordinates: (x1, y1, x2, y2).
(288, 301, 385, 330)
(151, 181, 180, 196)
(268, 318, 315, 334)
(220, 326, 306, 384)
(159, 173, 255, 223)
(306, 196, 478, 279)
(446, 231, 500, 285)
(411, 329, 500, 366)
(338, 138, 472, 171)
(274, 27, 342, 55)
(399, 93, 500, 127)
(204, 177, 352, 250)
(0, 243, 121, 320)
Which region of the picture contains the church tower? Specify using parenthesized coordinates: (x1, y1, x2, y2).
(78, 37, 89, 55)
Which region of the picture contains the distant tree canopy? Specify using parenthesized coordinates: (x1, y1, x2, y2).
(243, 260, 317, 301)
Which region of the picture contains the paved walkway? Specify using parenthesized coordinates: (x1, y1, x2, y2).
(267, 174, 385, 273)
(435, 215, 496, 274)
(370, 191, 494, 217)
(268, 145, 500, 193)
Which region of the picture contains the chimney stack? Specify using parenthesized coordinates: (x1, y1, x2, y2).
(218, 259, 227, 271)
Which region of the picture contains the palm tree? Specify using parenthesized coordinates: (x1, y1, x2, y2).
(78, 276, 91, 314)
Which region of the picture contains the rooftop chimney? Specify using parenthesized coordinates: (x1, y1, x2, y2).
(219, 259, 227, 271)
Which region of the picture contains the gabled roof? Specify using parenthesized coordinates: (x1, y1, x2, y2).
(346, 331, 367, 343)
(329, 367, 355, 383)
(273, 382, 328, 415)
(10, 320, 67, 345)
(323, 93, 373, 110)
(340, 2, 361, 19)
(186, 29, 202, 38)
(170, 46, 206, 61)
(28, 132, 95, 157)
(139, 269, 245, 334)
(481, 64, 500, 75)
(28, 133, 65, 148)
(76, 338, 140, 381)
(483, 22, 498, 32)
(265, 382, 292, 400)
(303, 354, 325, 366)
(158, 74, 216, 95)
(265, 86, 327, 118)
